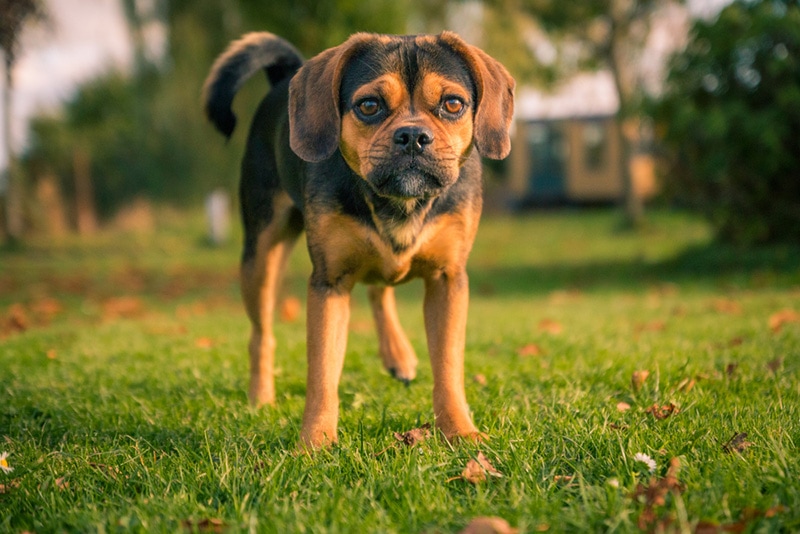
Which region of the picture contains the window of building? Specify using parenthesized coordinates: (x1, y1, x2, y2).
(583, 122, 607, 171)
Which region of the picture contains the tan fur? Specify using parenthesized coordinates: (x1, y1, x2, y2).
(241, 192, 302, 406)
(207, 31, 514, 450)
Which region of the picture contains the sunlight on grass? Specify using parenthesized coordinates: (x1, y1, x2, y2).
(1, 208, 798, 532)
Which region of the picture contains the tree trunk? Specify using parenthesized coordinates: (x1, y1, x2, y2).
(608, 8, 645, 228)
(73, 147, 97, 235)
(2, 53, 24, 241)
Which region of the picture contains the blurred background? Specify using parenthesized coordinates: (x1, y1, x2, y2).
(0, 0, 797, 247)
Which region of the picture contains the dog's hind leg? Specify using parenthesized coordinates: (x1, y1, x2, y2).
(241, 192, 303, 406)
(367, 285, 418, 384)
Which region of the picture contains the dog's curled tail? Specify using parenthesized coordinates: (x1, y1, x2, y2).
(203, 32, 304, 138)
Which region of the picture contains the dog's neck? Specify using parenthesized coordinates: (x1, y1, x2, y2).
(360, 184, 436, 253)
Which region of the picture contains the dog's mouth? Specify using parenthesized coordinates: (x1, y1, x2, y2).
(367, 157, 455, 201)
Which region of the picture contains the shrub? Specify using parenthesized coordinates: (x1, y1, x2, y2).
(652, 0, 800, 245)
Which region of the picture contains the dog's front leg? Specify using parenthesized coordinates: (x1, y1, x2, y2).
(299, 278, 351, 449)
(424, 268, 479, 441)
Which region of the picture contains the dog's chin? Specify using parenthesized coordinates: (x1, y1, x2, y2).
(368, 163, 456, 204)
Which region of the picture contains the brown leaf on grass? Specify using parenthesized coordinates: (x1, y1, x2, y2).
(279, 296, 302, 322)
(473, 374, 488, 386)
(675, 378, 696, 393)
(2, 303, 29, 336)
(460, 517, 519, 534)
(631, 458, 684, 531)
(0, 479, 21, 494)
(195, 337, 214, 349)
(537, 318, 563, 335)
(645, 403, 679, 420)
(711, 298, 742, 315)
(616, 401, 631, 412)
(697, 506, 788, 534)
(552, 475, 575, 485)
(722, 432, 753, 454)
(634, 320, 666, 335)
(457, 452, 503, 484)
(89, 462, 120, 479)
(101, 296, 145, 320)
(726, 363, 739, 377)
(769, 309, 800, 333)
(31, 298, 63, 320)
(181, 518, 227, 533)
(767, 357, 783, 373)
(517, 343, 544, 357)
(393, 423, 432, 447)
(46, 349, 57, 360)
(631, 370, 650, 392)
(55, 477, 69, 490)
(727, 336, 745, 348)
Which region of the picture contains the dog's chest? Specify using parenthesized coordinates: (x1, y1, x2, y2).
(308, 211, 469, 287)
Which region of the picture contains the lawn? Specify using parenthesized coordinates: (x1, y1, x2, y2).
(1, 208, 799, 532)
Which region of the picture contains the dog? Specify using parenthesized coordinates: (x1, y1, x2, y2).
(203, 31, 514, 449)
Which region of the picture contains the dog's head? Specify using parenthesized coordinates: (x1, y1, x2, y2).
(289, 32, 515, 201)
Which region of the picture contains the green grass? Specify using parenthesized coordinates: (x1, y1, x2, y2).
(1, 208, 799, 532)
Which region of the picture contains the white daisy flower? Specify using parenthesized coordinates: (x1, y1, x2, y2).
(0, 452, 13, 474)
(633, 452, 657, 474)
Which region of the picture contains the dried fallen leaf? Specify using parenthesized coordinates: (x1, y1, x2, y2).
(46, 349, 57, 360)
(675, 378, 695, 393)
(726, 363, 739, 377)
(631, 370, 650, 392)
(4, 303, 29, 335)
(458, 452, 503, 484)
(631, 458, 684, 531)
(460, 517, 519, 534)
(31, 298, 63, 320)
(195, 337, 214, 349)
(767, 357, 783, 374)
(616, 401, 631, 412)
(553, 475, 574, 484)
(538, 318, 563, 335)
(181, 518, 227, 533)
(711, 298, 742, 315)
(280, 296, 302, 322)
(517, 343, 544, 357)
(102, 296, 144, 320)
(634, 320, 666, 334)
(393, 423, 432, 447)
(473, 374, 488, 386)
(645, 403, 679, 420)
(55, 477, 69, 491)
(769, 309, 800, 333)
(722, 432, 753, 454)
(0, 479, 20, 494)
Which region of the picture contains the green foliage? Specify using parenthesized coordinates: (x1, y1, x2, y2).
(20, 0, 422, 221)
(652, 0, 800, 245)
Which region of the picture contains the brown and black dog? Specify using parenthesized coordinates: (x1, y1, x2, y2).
(203, 31, 514, 449)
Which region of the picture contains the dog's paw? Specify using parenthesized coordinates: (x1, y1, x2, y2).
(388, 365, 416, 386)
(380, 339, 417, 384)
(445, 430, 489, 444)
(297, 428, 337, 452)
(248, 378, 276, 407)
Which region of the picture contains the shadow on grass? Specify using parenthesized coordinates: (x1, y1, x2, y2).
(468, 242, 800, 296)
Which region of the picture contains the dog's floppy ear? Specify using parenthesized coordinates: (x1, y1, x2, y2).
(439, 32, 515, 160)
(289, 34, 374, 162)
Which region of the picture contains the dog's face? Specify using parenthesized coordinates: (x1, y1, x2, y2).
(289, 32, 515, 202)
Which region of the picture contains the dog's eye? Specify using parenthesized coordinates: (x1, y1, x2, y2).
(443, 97, 464, 115)
(357, 98, 381, 117)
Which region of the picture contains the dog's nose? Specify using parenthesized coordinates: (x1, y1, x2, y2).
(393, 126, 434, 154)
